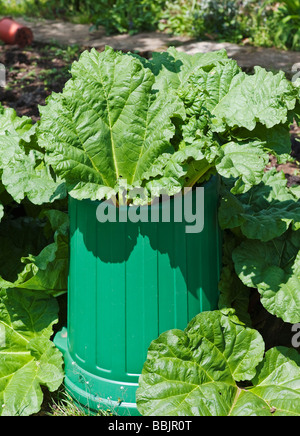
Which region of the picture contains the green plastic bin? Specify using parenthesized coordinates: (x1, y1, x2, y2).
(54, 176, 222, 416)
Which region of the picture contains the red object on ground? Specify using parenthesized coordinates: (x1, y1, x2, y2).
(0, 17, 33, 47)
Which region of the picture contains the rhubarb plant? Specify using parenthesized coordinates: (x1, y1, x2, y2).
(219, 169, 300, 324)
(0, 289, 64, 416)
(0, 104, 67, 415)
(0, 46, 300, 416)
(38, 46, 299, 202)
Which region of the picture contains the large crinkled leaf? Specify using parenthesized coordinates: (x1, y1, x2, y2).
(1, 142, 66, 205)
(163, 52, 296, 139)
(230, 347, 300, 416)
(0, 288, 64, 416)
(219, 169, 300, 241)
(137, 310, 265, 416)
(0, 108, 66, 205)
(231, 122, 293, 161)
(149, 53, 287, 194)
(156, 53, 295, 157)
(232, 230, 300, 323)
(176, 59, 242, 117)
(137, 331, 237, 417)
(140, 138, 222, 199)
(137, 311, 300, 416)
(38, 47, 186, 202)
(148, 47, 231, 92)
(0, 105, 35, 140)
(211, 66, 298, 132)
(216, 141, 269, 194)
(186, 310, 265, 382)
(158, 53, 296, 183)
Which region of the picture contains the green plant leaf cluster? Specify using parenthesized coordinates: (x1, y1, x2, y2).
(38, 46, 299, 203)
(137, 310, 300, 416)
(0, 289, 64, 416)
(0, 105, 68, 415)
(219, 169, 300, 324)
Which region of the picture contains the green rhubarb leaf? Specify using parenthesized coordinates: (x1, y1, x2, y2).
(137, 312, 300, 416)
(216, 141, 269, 194)
(231, 122, 292, 159)
(0, 106, 35, 139)
(230, 347, 300, 416)
(148, 47, 231, 92)
(186, 310, 264, 382)
(176, 58, 242, 118)
(159, 54, 296, 149)
(0, 288, 64, 416)
(141, 138, 222, 199)
(38, 47, 186, 201)
(219, 169, 300, 241)
(0, 107, 66, 205)
(137, 310, 264, 416)
(211, 67, 297, 132)
(232, 229, 300, 323)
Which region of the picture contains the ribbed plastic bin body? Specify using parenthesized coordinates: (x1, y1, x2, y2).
(54, 176, 222, 416)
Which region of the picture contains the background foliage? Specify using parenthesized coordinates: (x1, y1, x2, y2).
(2, 0, 300, 50)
